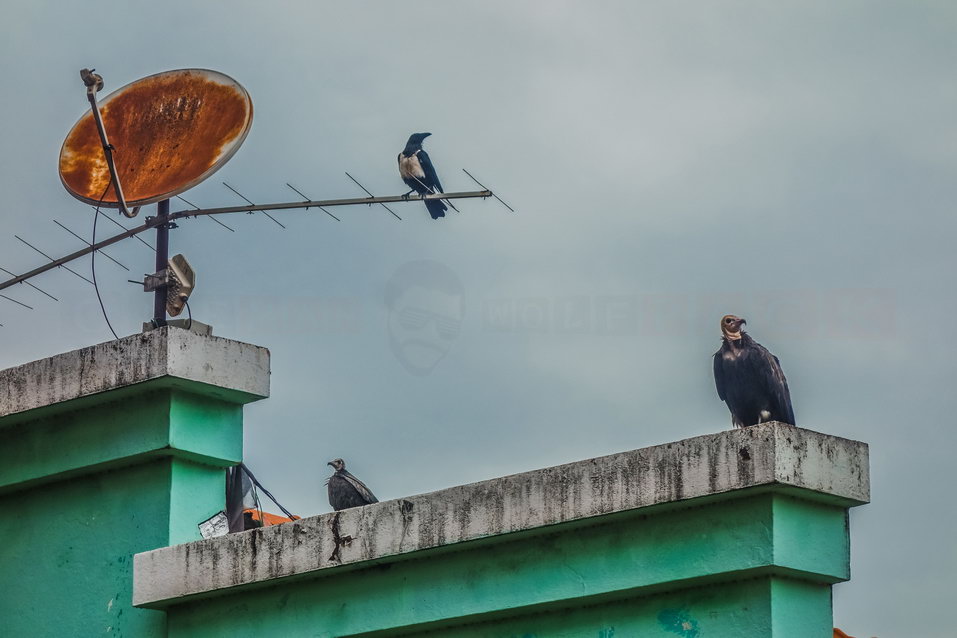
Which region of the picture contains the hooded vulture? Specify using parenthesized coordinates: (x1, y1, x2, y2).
(326, 458, 379, 511)
(713, 315, 796, 427)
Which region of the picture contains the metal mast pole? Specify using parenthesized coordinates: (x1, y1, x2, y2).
(153, 199, 169, 327)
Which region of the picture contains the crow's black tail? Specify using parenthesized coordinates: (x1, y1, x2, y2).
(425, 197, 447, 220)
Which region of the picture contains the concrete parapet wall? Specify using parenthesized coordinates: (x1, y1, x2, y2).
(134, 422, 868, 636)
(0, 326, 269, 423)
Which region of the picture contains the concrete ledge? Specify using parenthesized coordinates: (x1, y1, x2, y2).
(0, 327, 270, 422)
(133, 423, 868, 607)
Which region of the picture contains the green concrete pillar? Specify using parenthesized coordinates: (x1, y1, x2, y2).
(0, 327, 269, 637)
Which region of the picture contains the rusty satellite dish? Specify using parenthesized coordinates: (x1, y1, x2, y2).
(59, 68, 253, 208)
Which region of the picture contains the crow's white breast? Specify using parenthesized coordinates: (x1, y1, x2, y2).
(398, 152, 426, 180)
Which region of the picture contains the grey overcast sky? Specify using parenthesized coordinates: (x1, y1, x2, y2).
(1, 1, 954, 635)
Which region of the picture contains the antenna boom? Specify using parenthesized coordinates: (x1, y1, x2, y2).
(0, 190, 492, 294)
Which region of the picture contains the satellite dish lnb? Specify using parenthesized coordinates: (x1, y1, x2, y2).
(165, 254, 195, 317)
(144, 253, 195, 317)
(59, 68, 253, 210)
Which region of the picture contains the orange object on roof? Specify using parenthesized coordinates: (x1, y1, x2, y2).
(243, 508, 299, 527)
(834, 629, 856, 638)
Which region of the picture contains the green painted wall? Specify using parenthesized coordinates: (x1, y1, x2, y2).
(0, 390, 242, 493)
(3, 460, 173, 636)
(0, 385, 250, 637)
(404, 576, 831, 638)
(162, 494, 845, 637)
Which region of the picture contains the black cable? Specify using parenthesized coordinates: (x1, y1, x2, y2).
(252, 483, 264, 529)
(91, 185, 119, 340)
(239, 463, 297, 520)
(184, 299, 192, 330)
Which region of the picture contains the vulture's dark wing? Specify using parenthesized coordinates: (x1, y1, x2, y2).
(328, 475, 374, 510)
(340, 470, 378, 504)
(417, 149, 444, 193)
(713, 351, 727, 401)
(752, 343, 796, 425)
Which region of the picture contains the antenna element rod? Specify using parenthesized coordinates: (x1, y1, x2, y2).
(53, 220, 129, 271)
(344, 172, 402, 220)
(15, 235, 94, 285)
(463, 169, 515, 212)
(223, 182, 286, 228)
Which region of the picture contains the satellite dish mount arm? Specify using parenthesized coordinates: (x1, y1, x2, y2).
(80, 69, 140, 219)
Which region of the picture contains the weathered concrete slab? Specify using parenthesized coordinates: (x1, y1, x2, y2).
(133, 422, 868, 607)
(0, 327, 270, 421)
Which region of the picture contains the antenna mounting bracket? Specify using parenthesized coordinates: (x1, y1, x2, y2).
(143, 269, 169, 292)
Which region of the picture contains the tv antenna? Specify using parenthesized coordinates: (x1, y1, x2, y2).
(0, 68, 511, 332)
